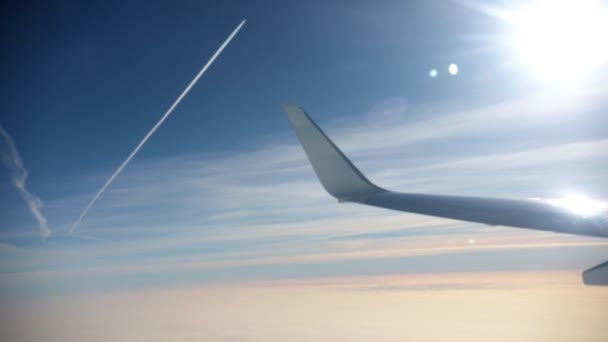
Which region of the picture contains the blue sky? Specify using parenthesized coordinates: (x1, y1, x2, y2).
(1, 0, 608, 299)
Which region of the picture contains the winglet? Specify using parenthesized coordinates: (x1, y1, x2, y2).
(284, 104, 383, 202)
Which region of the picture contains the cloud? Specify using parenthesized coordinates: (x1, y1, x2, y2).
(50, 82, 608, 239)
(2, 82, 608, 295)
(2, 271, 607, 342)
(0, 124, 51, 240)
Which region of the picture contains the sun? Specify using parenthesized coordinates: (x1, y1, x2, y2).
(507, 0, 608, 82)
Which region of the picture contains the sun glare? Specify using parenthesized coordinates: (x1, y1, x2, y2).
(548, 195, 607, 217)
(509, 0, 608, 82)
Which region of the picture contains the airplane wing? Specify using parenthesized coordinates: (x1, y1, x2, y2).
(284, 104, 608, 285)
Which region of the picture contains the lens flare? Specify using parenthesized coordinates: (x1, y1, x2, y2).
(448, 64, 459, 75)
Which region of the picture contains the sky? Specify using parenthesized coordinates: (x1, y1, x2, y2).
(1, 0, 608, 341)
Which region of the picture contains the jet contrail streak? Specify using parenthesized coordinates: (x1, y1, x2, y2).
(69, 19, 246, 235)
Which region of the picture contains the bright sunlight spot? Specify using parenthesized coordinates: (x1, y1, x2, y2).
(548, 195, 607, 217)
(510, 0, 608, 82)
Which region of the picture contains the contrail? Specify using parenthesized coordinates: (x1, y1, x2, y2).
(69, 19, 246, 235)
(0, 124, 52, 240)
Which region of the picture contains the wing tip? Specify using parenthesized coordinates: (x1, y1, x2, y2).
(282, 103, 307, 123)
(283, 103, 382, 202)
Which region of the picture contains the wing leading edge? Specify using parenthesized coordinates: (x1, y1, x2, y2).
(284, 104, 608, 285)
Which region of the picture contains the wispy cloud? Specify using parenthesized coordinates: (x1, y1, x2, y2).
(2, 83, 607, 294)
(0, 124, 51, 240)
(53, 83, 608, 238)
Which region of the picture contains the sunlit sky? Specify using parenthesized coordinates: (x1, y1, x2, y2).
(1, 0, 608, 340)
